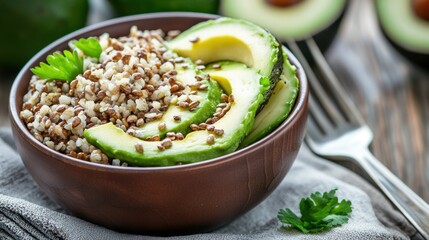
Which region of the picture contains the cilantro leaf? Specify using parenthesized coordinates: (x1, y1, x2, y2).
(31, 50, 83, 82)
(75, 37, 102, 59)
(277, 188, 352, 233)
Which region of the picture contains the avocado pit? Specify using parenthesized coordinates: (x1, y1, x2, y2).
(412, 0, 429, 21)
(265, 0, 303, 7)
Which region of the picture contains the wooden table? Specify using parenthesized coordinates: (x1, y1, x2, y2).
(327, 0, 429, 201)
(1, 0, 428, 202)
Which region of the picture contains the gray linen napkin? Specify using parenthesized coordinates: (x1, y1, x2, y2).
(0, 128, 421, 240)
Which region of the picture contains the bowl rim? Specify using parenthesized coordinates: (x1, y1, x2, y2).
(9, 12, 308, 173)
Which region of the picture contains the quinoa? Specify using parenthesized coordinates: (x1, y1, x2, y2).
(20, 26, 231, 166)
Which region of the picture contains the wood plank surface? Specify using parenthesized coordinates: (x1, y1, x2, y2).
(327, 0, 429, 201)
(0, 0, 428, 202)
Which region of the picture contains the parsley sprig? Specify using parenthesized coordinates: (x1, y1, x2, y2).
(277, 188, 352, 233)
(30, 37, 102, 82)
(31, 50, 83, 82)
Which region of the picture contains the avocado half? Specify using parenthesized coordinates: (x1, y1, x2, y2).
(375, 0, 429, 69)
(220, 0, 348, 52)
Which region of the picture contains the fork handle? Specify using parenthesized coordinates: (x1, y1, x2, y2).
(358, 149, 429, 238)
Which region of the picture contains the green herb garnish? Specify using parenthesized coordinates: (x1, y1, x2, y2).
(75, 37, 102, 59)
(30, 37, 102, 82)
(277, 188, 352, 233)
(31, 50, 83, 82)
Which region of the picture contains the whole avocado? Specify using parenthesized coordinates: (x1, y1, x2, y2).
(0, 0, 88, 69)
(108, 0, 219, 16)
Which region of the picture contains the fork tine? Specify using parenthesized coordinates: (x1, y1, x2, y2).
(304, 38, 365, 125)
(286, 39, 347, 133)
(308, 95, 334, 135)
(307, 110, 324, 140)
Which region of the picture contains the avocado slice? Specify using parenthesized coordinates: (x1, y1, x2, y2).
(375, 0, 429, 69)
(167, 17, 283, 108)
(240, 46, 299, 147)
(220, 0, 348, 53)
(134, 59, 222, 140)
(84, 62, 265, 166)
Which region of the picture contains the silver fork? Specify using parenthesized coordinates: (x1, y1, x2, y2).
(286, 38, 429, 238)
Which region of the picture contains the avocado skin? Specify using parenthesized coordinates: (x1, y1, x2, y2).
(240, 46, 299, 147)
(263, 42, 284, 111)
(107, 0, 220, 16)
(0, 0, 88, 69)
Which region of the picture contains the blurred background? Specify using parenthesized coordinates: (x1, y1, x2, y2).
(1, 0, 429, 201)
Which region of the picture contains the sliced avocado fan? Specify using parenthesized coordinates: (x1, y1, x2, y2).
(167, 17, 284, 109)
(83, 18, 294, 166)
(84, 62, 265, 166)
(240, 46, 299, 147)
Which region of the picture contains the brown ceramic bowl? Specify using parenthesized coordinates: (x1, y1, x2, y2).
(9, 13, 308, 235)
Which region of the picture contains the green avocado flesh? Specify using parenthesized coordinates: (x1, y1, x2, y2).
(135, 60, 222, 140)
(167, 17, 283, 106)
(376, 0, 429, 53)
(220, 0, 347, 40)
(84, 62, 264, 166)
(240, 46, 299, 147)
